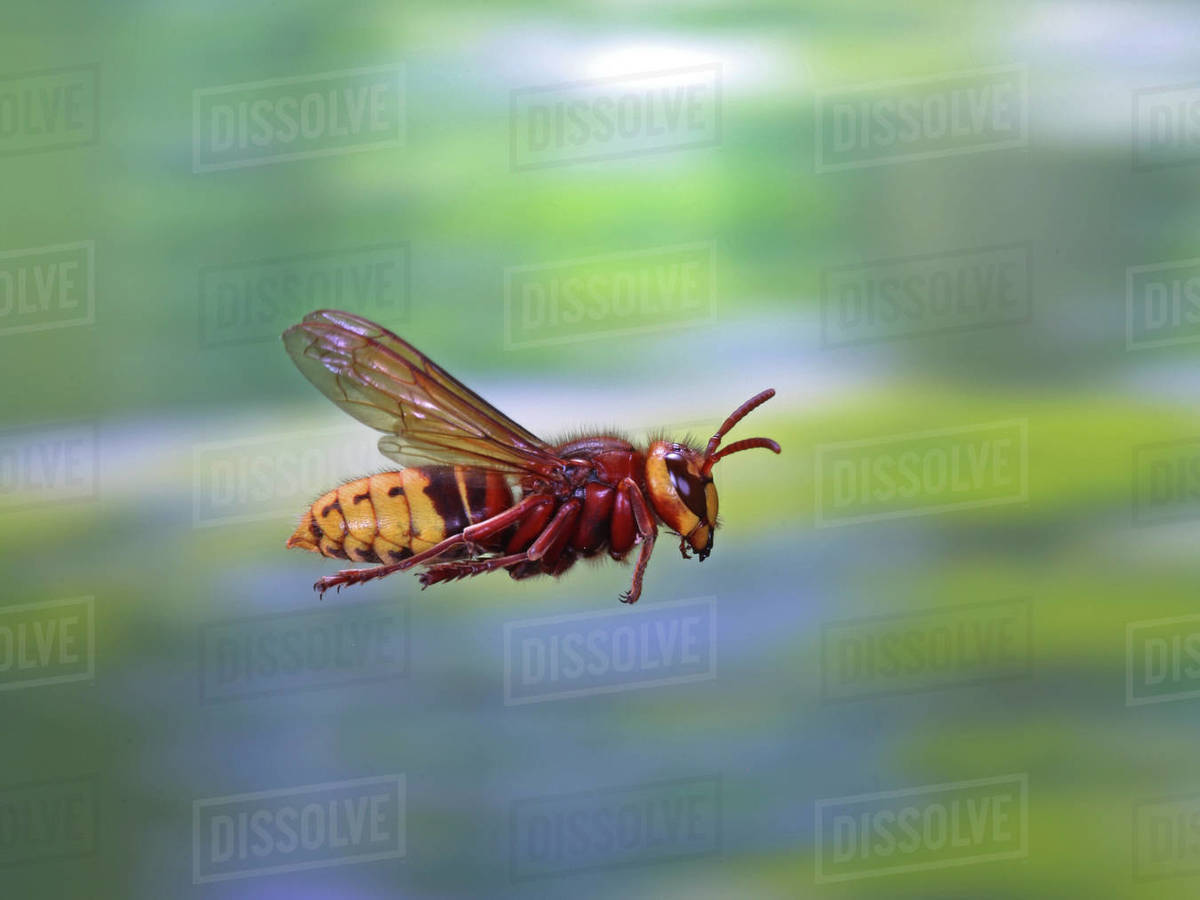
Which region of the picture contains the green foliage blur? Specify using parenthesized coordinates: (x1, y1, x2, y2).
(2, 1, 1200, 897)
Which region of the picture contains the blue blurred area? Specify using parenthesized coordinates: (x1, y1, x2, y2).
(3, 1, 1200, 897)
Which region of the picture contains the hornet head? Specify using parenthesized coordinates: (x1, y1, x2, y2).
(644, 389, 781, 560)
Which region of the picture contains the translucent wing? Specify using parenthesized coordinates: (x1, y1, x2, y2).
(283, 310, 566, 476)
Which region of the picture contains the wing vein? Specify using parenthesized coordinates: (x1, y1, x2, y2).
(283, 310, 566, 477)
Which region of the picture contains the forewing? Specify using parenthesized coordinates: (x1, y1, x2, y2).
(283, 310, 564, 476)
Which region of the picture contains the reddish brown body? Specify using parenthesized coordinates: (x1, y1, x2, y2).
(455, 436, 648, 583)
(282, 310, 780, 604)
(288, 438, 652, 586)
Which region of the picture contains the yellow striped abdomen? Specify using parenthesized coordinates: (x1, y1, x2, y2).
(286, 467, 513, 564)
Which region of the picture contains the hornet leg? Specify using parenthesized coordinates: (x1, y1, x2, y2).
(419, 499, 582, 587)
(418, 551, 532, 587)
(618, 478, 658, 605)
(313, 494, 552, 596)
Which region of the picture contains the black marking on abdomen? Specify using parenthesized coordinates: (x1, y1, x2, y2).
(425, 469, 470, 537)
(351, 545, 381, 563)
(464, 470, 490, 524)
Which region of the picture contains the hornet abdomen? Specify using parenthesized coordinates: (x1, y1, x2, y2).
(287, 466, 513, 564)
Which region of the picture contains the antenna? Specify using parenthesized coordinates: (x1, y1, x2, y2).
(700, 389, 781, 477)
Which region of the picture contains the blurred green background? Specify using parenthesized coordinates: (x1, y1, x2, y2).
(3, 1, 1200, 897)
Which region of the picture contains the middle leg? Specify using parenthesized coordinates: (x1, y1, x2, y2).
(418, 499, 582, 588)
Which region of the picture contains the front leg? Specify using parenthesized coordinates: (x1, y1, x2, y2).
(617, 478, 658, 605)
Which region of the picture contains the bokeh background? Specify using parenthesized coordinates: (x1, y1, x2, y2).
(3, 1, 1200, 897)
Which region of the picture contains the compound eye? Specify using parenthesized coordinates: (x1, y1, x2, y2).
(664, 452, 709, 523)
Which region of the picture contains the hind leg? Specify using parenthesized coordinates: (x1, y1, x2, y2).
(313, 495, 550, 596)
(418, 552, 530, 587)
(419, 499, 581, 588)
